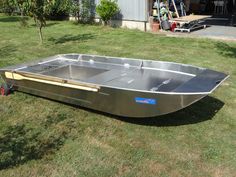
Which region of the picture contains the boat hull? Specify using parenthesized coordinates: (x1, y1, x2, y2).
(2, 77, 206, 117)
(0, 54, 228, 118)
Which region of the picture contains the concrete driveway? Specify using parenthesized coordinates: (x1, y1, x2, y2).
(164, 15, 236, 41)
(190, 25, 236, 41)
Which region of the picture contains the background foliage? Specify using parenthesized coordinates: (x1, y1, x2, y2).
(96, 0, 119, 25)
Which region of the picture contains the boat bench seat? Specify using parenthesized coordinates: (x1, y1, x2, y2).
(85, 67, 137, 84)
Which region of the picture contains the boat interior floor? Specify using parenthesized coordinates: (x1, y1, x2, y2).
(13, 56, 198, 92)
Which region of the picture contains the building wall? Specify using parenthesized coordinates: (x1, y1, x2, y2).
(95, 0, 148, 22)
(110, 20, 148, 31)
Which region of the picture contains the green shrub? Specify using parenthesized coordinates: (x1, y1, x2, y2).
(47, 0, 71, 20)
(96, 0, 119, 25)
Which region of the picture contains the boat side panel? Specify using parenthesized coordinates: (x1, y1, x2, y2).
(1, 75, 206, 117)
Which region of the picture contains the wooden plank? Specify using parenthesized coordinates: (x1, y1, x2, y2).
(171, 15, 211, 23)
(5, 72, 99, 92)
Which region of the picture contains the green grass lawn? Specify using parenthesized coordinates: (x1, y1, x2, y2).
(0, 15, 236, 177)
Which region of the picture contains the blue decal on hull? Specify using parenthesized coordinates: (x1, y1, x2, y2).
(135, 97, 156, 105)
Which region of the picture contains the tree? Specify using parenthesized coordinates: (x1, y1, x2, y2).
(96, 0, 119, 25)
(16, 0, 30, 26)
(1, 0, 54, 43)
(0, 0, 28, 26)
(0, 0, 17, 15)
(26, 0, 55, 43)
(70, 0, 80, 22)
(70, 0, 95, 24)
(80, 0, 95, 23)
(30, 0, 46, 43)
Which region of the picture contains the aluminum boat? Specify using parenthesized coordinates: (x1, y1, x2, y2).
(0, 54, 229, 117)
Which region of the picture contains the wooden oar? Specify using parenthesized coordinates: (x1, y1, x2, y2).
(5, 72, 99, 92)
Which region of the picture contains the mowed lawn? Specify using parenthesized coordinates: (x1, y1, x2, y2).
(0, 15, 236, 177)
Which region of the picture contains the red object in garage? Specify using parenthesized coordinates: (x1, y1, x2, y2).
(170, 22, 177, 32)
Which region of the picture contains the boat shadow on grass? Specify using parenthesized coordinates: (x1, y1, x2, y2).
(112, 96, 224, 127)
